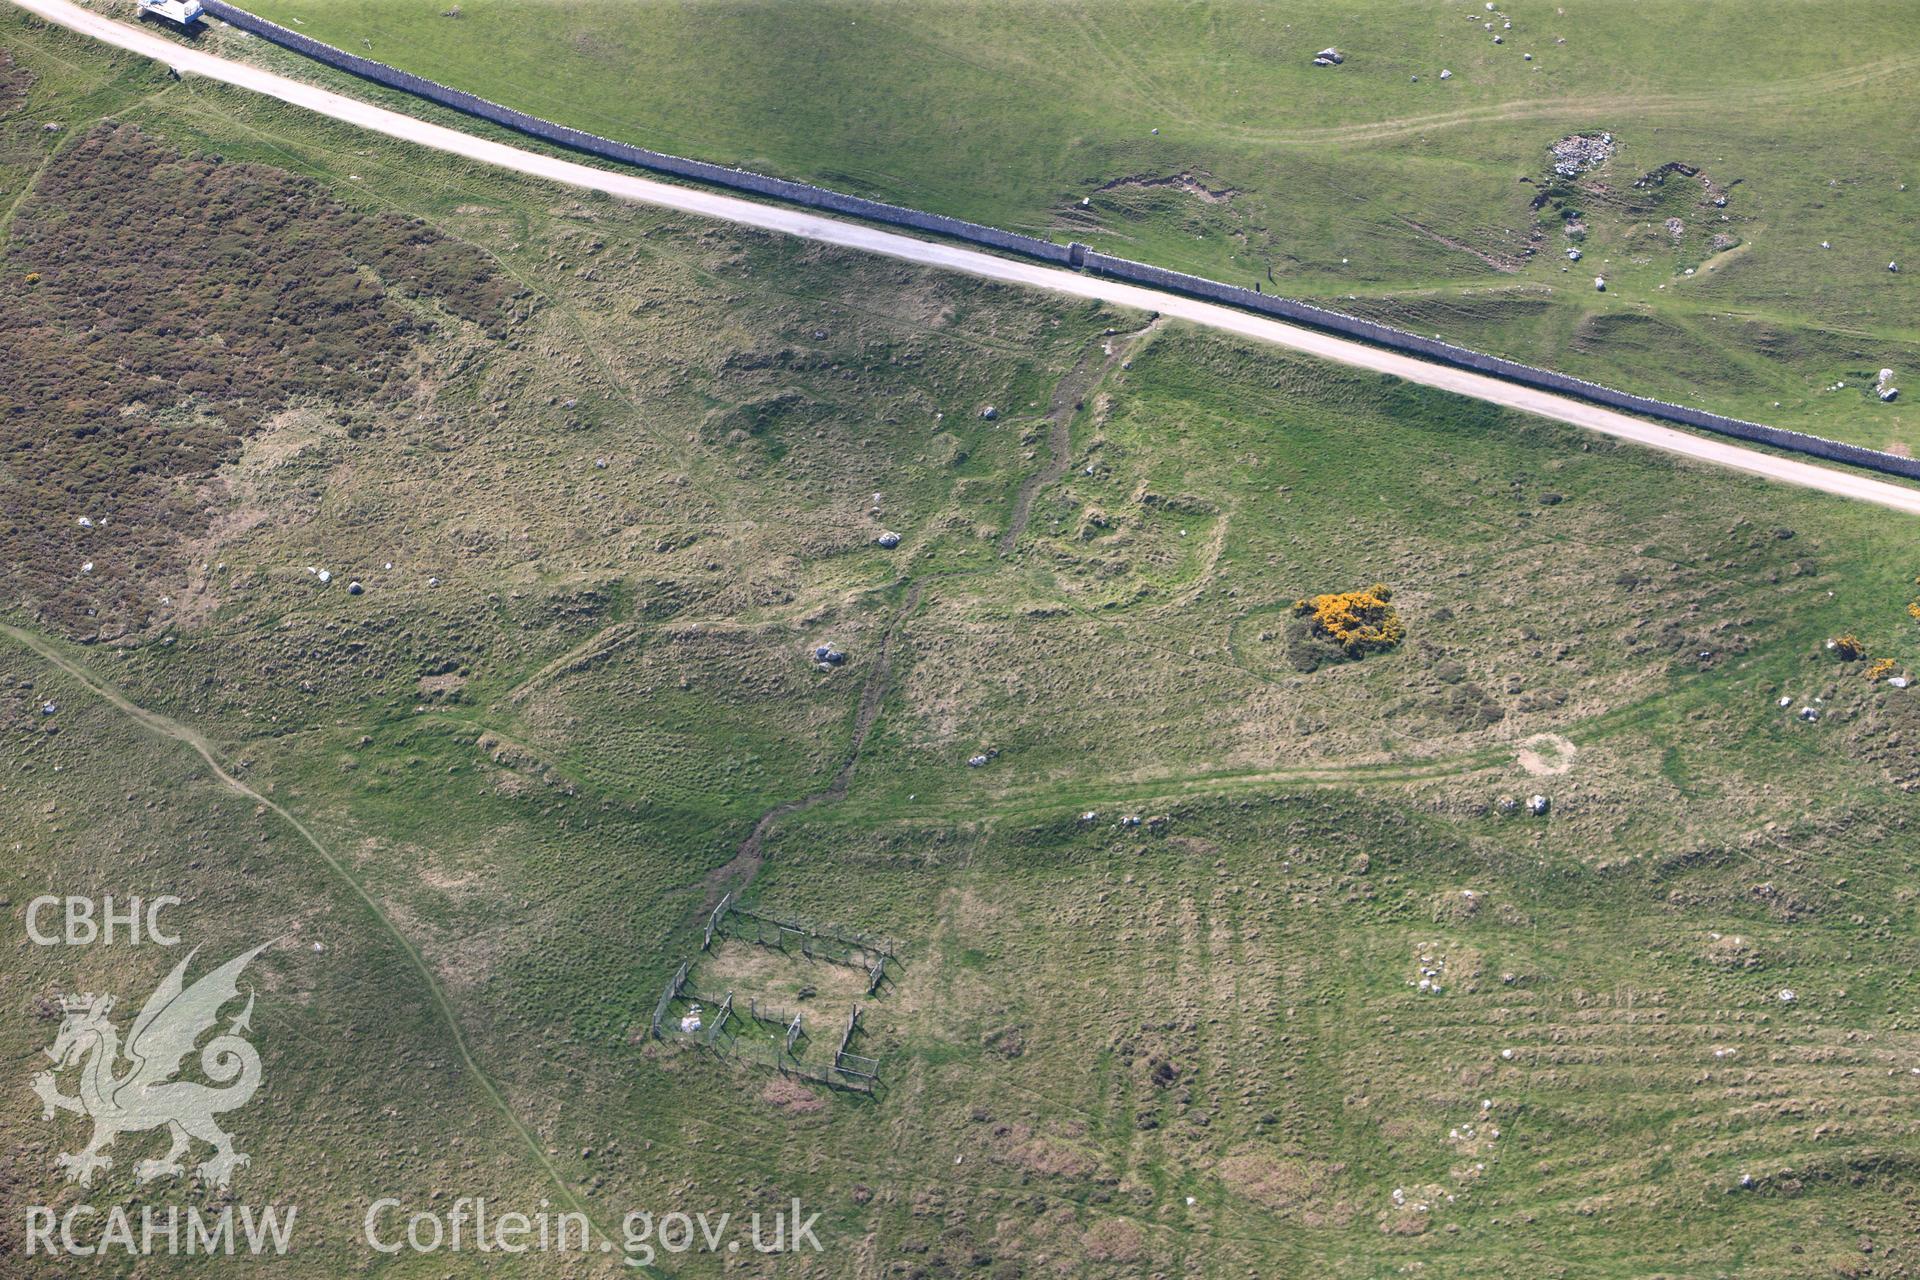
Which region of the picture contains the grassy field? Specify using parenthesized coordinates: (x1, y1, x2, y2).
(5, 9, 1920, 1276)
(230, 0, 1920, 453)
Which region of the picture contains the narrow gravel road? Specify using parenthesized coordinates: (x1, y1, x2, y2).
(17, 0, 1920, 515)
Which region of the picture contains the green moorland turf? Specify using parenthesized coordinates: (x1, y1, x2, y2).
(232, 0, 1920, 454)
(4, 11, 1920, 1277)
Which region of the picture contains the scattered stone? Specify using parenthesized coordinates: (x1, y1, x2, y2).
(1527, 794, 1549, 816)
(876, 531, 901, 549)
(968, 754, 989, 767)
(1549, 132, 1614, 178)
(1594, 276, 1606, 291)
(41, 702, 57, 716)
(1566, 248, 1581, 261)
(79, 561, 93, 574)
(1889, 676, 1910, 689)
(1312, 47, 1344, 66)
(1777, 989, 1796, 1003)
(1882, 386, 1901, 402)
(1079, 811, 1099, 823)
(1440, 69, 1453, 80)
(1121, 815, 1141, 828)
(980, 405, 998, 420)
(813, 644, 847, 667)
(427, 576, 441, 588)
(316, 569, 332, 585)
(347, 581, 364, 595)
(1891, 261, 1900, 273)
(1799, 706, 1820, 721)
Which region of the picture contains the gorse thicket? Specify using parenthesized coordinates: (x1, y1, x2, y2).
(1293, 584, 1404, 657)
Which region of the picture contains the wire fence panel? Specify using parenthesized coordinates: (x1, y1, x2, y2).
(649, 909, 888, 1080)
(648, 958, 691, 1039)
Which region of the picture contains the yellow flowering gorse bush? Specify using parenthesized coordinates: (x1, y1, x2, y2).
(1293, 583, 1404, 657)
